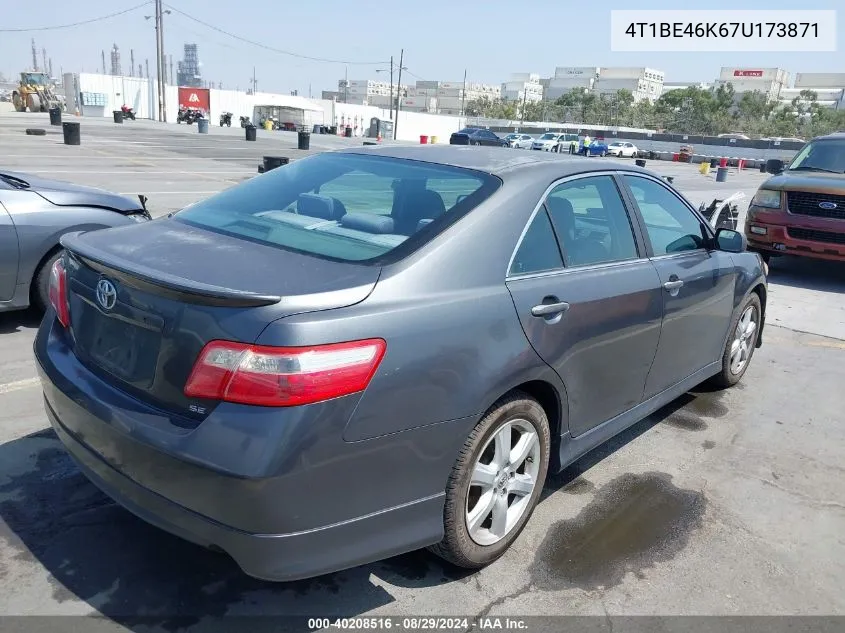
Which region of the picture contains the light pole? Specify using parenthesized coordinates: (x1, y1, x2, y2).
(393, 50, 406, 140)
(145, 1, 170, 122)
(374, 56, 395, 119)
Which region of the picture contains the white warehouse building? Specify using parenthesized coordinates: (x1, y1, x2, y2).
(543, 67, 599, 101)
(501, 73, 544, 104)
(714, 68, 789, 101)
(595, 67, 664, 103)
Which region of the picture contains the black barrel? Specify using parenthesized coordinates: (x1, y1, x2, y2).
(329, 125, 338, 135)
(759, 162, 767, 173)
(297, 131, 311, 150)
(62, 121, 81, 146)
(263, 156, 289, 171)
(635, 158, 646, 168)
(716, 167, 728, 182)
(113, 111, 123, 123)
(344, 126, 352, 138)
(312, 124, 322, 134)
(245, 125, 257, 141)
(49, 107, 62, 126)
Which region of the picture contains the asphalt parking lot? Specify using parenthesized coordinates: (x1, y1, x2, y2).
(1, 111, 844, 629)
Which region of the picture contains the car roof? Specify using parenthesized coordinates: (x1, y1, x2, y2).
(812, 132, 845, 141)
(340, 145, 654, 178)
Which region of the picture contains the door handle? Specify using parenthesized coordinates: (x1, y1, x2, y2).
(531, 301, 570, 317)
(663, 280, 684, 291)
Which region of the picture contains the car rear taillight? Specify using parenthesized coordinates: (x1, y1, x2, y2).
(48, 259, 70, 327)
(184, 338, 387, 407)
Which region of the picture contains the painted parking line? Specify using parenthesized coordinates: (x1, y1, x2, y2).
(0, 377, 41, 395)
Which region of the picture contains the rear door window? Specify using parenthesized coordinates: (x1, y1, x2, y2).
(175, 153, 500, 263)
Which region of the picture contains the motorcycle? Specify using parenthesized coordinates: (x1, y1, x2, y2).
(177, 107, 203, 125)
(220, 112, 233, 127)
(240, 115, 252, 128)
(120, 105, 136, 120)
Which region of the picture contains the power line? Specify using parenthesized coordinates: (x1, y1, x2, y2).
(0, 1, 152, 32)
(163, 4, 388, 65)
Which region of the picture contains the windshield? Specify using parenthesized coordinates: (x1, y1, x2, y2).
(22, 73, 48, 86)
(175, 153, 500, 263)
(788, 139, 845, 174)
(539, 133, 555, 140)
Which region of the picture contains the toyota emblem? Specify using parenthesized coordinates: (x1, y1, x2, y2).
(96, 279, 117, 311)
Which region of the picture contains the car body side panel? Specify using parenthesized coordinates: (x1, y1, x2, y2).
(0, 201, 19, 302)
(507, 261, 664, 437)
(0, 190, 137, 305)
(644, 250, 737, 398)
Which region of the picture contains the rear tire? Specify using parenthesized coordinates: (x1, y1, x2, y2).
(428, 392, 550, 568)
(31, 249, 63, 313)
(709, 293, 762, 389)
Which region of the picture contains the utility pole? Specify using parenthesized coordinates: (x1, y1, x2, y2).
(460, 68, 467, 117)
(169, 55, 174, 86)
(394, 49, 404, 140)
(389, 55, 394, 120)
(520, 86, 528, 124)
(139, 64, 143, 78)
(101, 50, 106, 75)
(343, 65, 348, 103)
(130, 50, 135, 77)
(145, 59, 149, 79)
(154, 0, 163, 121)
(42, 48, 48, 75)
(250, 66, 257, 94)
(49, 59, 53, 78)
(31, 39, 38, 71)
(159, 0, 168, 121)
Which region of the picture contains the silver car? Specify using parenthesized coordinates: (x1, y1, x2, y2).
(504, 133, 534, 149)
(0, 170, 151, 314)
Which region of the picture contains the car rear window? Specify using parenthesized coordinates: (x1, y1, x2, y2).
(175, 153, 500, 263)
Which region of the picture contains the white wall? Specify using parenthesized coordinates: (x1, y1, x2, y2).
(74, 72, 468, 142)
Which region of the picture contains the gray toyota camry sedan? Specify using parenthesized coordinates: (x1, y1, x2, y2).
(35, 146, 767, 581)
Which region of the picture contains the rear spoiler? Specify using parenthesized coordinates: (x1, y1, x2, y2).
(60, 232, 282, 308)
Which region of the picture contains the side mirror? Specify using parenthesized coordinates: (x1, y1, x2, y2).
(765, 158, 784, 174)
(715, 228, 746, 253)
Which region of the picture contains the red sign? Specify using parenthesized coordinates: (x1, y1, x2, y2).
(733, 70, 763, 78)
(178, 87, 210, 112)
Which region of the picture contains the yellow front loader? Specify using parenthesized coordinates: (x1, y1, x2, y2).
(12, 71, 62, 113)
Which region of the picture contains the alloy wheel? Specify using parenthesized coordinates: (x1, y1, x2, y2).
(730, 305, 758, 374)
(465, 419, 541, 546)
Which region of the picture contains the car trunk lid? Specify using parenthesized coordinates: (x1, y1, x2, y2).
(59, 218, 380, 421)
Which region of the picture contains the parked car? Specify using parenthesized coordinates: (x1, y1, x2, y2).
(583, 139, 610, 157)
(504, 133, 534, 149)
(607, 141, 639, 158)
(450, 127, 508, 146)
(745, 132, 845, 264)
(0, 170, 151, 315)
(36, 147, 766, 583)
(532, 133, 566, 151)
(553, 134, 580, 153)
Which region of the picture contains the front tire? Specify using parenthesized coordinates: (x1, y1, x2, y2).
(709, 293, 762, 389)
(429, 392, 550, 568)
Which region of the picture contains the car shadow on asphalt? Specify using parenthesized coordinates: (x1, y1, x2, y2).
(0, 428, 475, 630)
(0, 309, 42, 335)
(767, 255, 845, 293)
(0, 385, 725, 630)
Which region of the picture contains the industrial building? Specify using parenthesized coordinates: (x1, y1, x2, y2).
(543, 67, 599, 101)
(661, 82, 712, 95)
(408, 80, 500, 115)
(594, 67, 664, 102)
(337, 79, 408, 109)
(176, 44, 202, 88)
(501, 73, 544, 104)
(714, 67, 789, 101)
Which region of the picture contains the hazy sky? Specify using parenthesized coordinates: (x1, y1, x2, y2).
(2, 0, 842, 95)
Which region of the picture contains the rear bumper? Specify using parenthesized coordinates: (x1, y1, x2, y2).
(745, 207, 845, 262)
(44, 400, 443, 581)
(34, 316, 464, 581)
